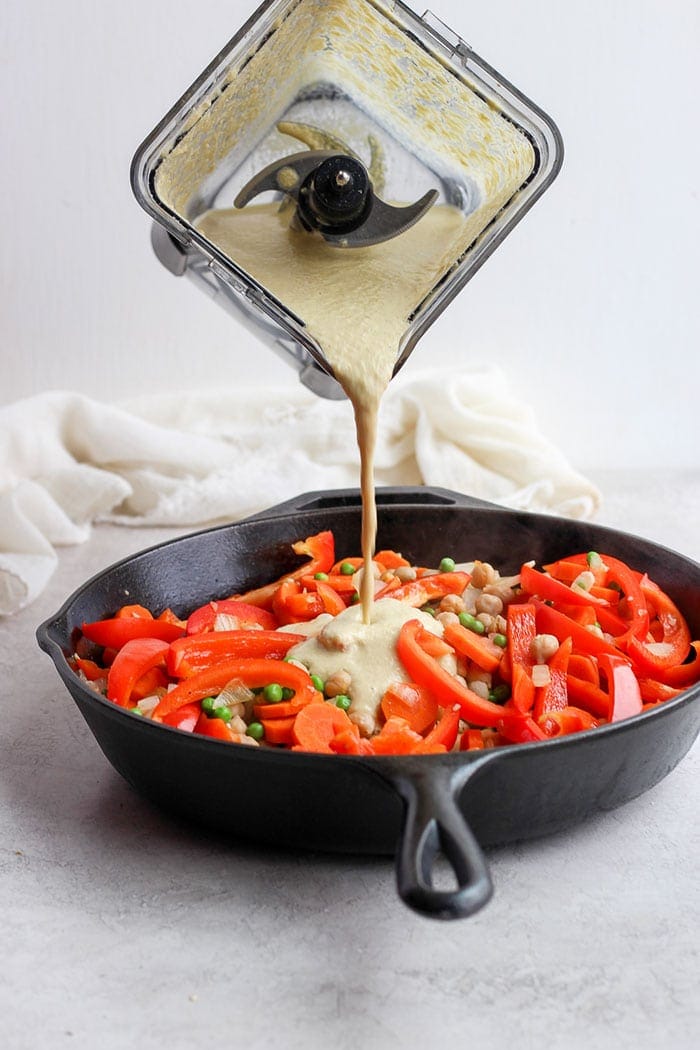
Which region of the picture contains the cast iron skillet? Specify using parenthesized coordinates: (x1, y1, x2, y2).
(37, 488, 700, 919)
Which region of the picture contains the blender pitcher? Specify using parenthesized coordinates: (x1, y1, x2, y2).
(131, 0, 563, 398)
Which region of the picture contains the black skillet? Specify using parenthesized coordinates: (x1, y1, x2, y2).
(36, 488, 700, 919)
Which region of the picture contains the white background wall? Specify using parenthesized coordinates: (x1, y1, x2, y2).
(2, 0, 698, 470)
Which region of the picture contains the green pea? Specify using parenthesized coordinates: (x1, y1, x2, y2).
(459, 611, 485, 635)
(263, 683, 284, 703)
(439, 557, 456, 573)
(130, 707, 143, 716)
(201, 696, 216, 715)
(492, 633, 507, 648)
(314, 572, 329, 581)
(213, 706, 232, 722)
(339, 562, 356, 575)
(282, 687, 295, 701)
(335, 694, 352, 712)
(310, 675, 325, 693)
(246, 722, 265, 741)
(489, 684, 511, 703)
(351, 593, 360, 604)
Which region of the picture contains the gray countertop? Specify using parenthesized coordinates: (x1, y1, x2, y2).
(2, 469, 699, 1050)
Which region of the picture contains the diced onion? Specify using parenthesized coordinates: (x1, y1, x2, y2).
(532, 664, 551, 688)
(136, 695, 161, 715)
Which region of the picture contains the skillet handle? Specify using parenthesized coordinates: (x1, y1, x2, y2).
(241, 486, 499, 522)
(390, 760, 493, 920)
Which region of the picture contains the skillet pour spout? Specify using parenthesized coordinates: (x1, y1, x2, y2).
(36, 487, 700, 920)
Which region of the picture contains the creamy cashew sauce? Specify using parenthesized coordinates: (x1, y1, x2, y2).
(287, 599, 442, 736)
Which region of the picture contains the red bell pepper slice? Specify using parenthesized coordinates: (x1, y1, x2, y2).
(81, 616, 185, 649)
(568, 653, 599, 686)
(72, 657, 106, 681)
(234, 531, 335, 608)
(460, 728, 486, 751)
(543, 554, 608, 587)
(638, 679, 683, 703)
(565, 674, 611, 719)
(520, 563, 608, 608)
(533, 636, 573, 720)
(389, 571, 471, 608)
(507, 602, 537, 668)
(396, 620, 504, 727)
(598, 653, 643, 723)
(154, 659, 319, 720)
(651, 642, 700, 688)
(538, 706, 599, 737)
(442, 621, 503, 673)
(510, 663, 536, 713)
(186, 600, 276, 635)
(497, 711, 547, 744)
(272, 579, 325, 625)
(162, 703, 200, 733)
(167, 630, 305, 678)
(597, 555, 649, 648)
(313, 580, 347, 616)
(107, 638, 170, 708)
(534, 601, 620, 659)
(627, 576, 692, 677)
(416, 704, 461, 752)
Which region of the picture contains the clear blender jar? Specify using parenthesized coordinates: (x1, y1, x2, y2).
(131, 0, 563, 398)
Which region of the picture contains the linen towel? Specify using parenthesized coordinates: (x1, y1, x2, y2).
(0, 368, 600, 614)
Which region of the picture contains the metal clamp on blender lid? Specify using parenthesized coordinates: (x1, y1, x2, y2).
(234, 149, 438, 248)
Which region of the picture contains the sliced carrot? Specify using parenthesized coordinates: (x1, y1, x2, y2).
(291, 702, 353, 753)
(371, 716, 424, 754)
(252, 694, 321, 720)
(115, 604, 153, 620)
(380, 681, 439, 734)
(375, 550, 410, 568)
(329, 726, 375, 755)
(261, 716, 297, 745)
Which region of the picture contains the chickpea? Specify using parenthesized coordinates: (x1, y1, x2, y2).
(468, 680, 490, 700)
(439, 593, 466, 614)
(395, 566, 417, 583)
(470, 561, 498, 589)
(475, 593, 503, 617)
(529, 634, 560, 664)
(324, 669, 352, 698)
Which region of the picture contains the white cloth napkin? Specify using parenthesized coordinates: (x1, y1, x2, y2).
(0, 368, 600, 615)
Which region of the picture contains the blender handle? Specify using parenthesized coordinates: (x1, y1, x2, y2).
(241, 487, 499, 523)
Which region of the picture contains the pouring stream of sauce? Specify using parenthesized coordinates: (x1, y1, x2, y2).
(196, 201, 469, 622)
